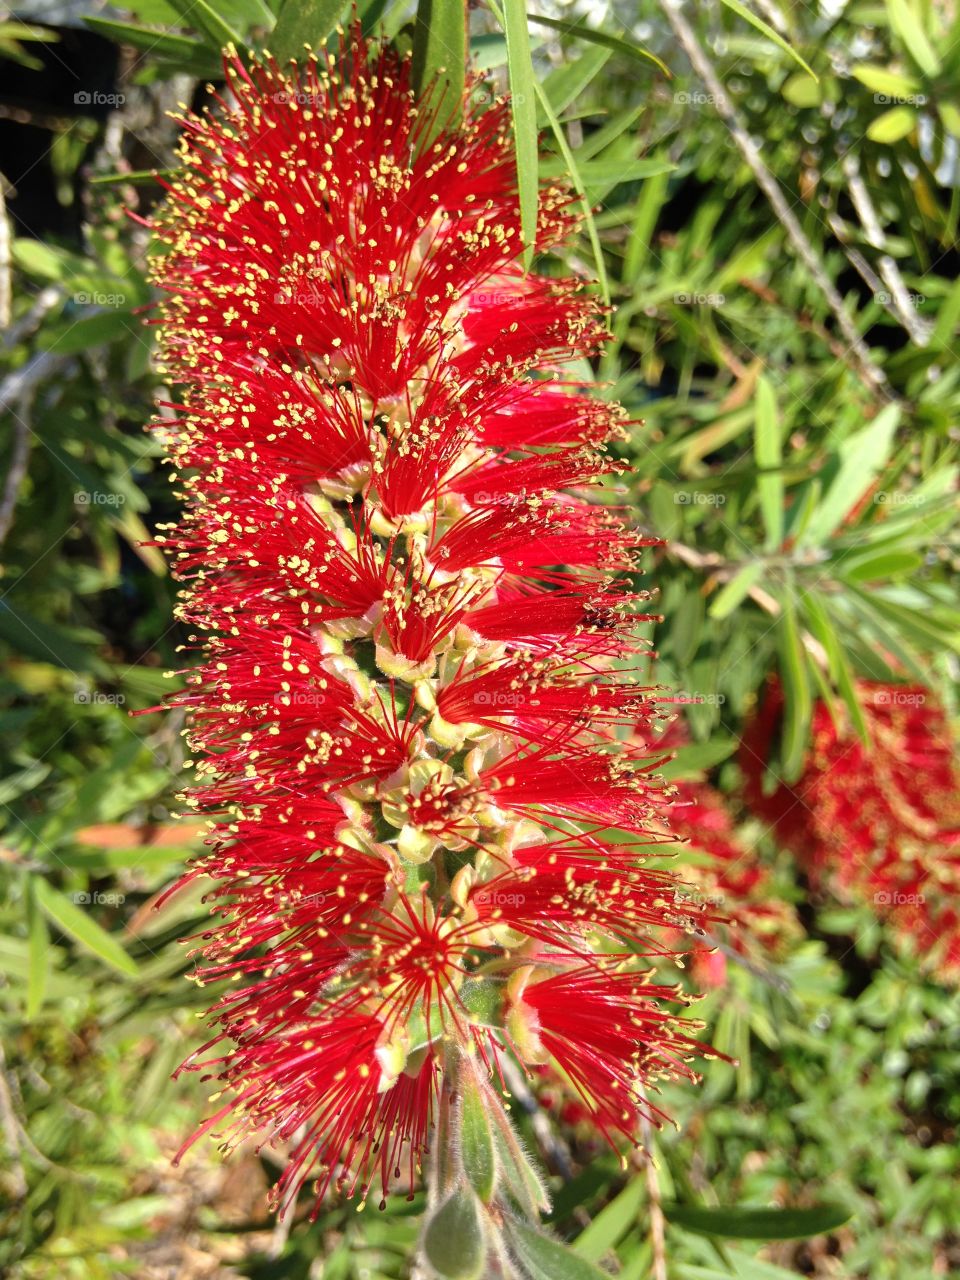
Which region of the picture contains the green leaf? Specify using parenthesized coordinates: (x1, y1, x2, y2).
(461, 1084, 498, 1203)
(850, 63, 921, 96)
(709, 562, 765, 620)
(718, 0, 818, 79)
(801, 404, 900, 546)
(802, 591, 868, 743)
(671, 589, 705, 668)
(41, 309, 136, 355)
(0, 602, 106, 675)
(492, 0, 539, 269)
(777, 593, 812, 783)
(162, 0, 246, 51)
(0, 20, 59, 43)
(781, 71, 821, 106)
(537, 44, 611, 123)
(422, 1190, 486, 1280)
(489, 1113, 550, 1217)
(529, 76, 609, 305)
(886, 0, 940, 75)
(33, 878, 139, 978)
(539, 156, 675, 184)
(841, 548, 924, 582)
(89, 168, 175, 186)
(866, 105, 916, 142)
(412, 0, 466, 136)
(268, 0, 343, 61)
(664, 1201, 851, 1241)
(573, 1176, 645, 1261)
(527, 13, 669, 78)
(83, 16, 214, 63)
(26, 877, 49, 1019)
(658, 738, 737, 781)
(940, 101, 960, 137)
(623, 166, 671, 282)
(504, 1217, 610, 1280)
(754, 375, 783, 550)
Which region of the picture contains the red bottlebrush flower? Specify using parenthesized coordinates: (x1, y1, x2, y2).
(151, 34, 713, 1213)
(510, 966, 707, 1145)
(741, 679, 960, 983)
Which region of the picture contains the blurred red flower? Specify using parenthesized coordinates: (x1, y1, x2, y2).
(741, 679, 960, 983)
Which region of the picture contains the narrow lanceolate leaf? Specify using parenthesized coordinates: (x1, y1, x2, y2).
(802, 590, 868, 743)
(269, 0, 344, 62)
(718, 0, 818, 79)
(26, 876, 49, 1018)
(572, 1175, 645, 1260)
(709, 561, 764, 620)
(664, 1201, 852, 1240)
(886, 0, 940, 76)
(802, 404, 900, 546)
(163, 0, 246, 51)
(495, 0, 539, 267)
(83, 17, 214, 64)
(532, 77, 610, 303)
(777, 592, 812, 783)
(412, 0, 466, 135)
(527, 12, 669, 77)
(34, 878, 138, 978)
(754, 375, 783, 550)
(461, 1084, 498, 1203)
(503, 1217, 610, 1280)
(489, 1116, 551, 1218)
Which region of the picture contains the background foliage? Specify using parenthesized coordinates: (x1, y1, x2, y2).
(1, 0, 958, 1276)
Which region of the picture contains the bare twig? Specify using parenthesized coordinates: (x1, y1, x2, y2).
(660, 0, 893, 399)
(2, 284, 63, 350)
(0, 407, 32, 549)
(694, 927, 791, 991)
(0, 1043, 27, 1202)
(0, 174, 11, 332)
(832, 155, 933, 346)
(500, 1055, 578, 1185)
(638, 1099, 668, 1280)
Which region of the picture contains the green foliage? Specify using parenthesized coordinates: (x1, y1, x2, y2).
(1, 0, 958, 1276)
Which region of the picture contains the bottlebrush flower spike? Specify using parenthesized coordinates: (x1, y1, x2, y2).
(741, 679, 960, 984)
(150, 34, 713, 1217)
